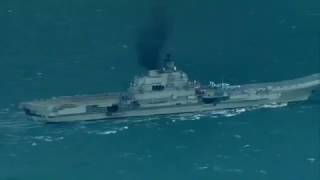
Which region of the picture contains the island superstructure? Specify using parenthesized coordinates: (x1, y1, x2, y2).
(20, 58, 320, 122)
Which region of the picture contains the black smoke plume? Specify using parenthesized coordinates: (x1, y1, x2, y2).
(136, 6, 171, 69)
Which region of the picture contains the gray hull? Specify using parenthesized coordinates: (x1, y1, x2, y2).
(20, 59, 320, 123)
(24, 74, 320, 123)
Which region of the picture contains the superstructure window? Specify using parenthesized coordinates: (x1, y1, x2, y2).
(152, 85, 165, 91)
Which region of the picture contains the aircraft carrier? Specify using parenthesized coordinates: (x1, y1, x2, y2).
(20, 58, 320, 122)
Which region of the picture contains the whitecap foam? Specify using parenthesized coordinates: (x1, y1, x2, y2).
(234, 134, 242, 139)
(262, 103, 287, 108)
(96, 130, 117, 135)
(31, 135, 64, 142)
(116, 126, 129, 131)
(194, 163, 210, 171)
(36, 72, 43, 77)
(196, 166, 209, 170)
(0, 111, 44, 131)
(258, 169, 268, 175)
(169, 113, 203, 121)
(306, 158, 316, 163)
(224, 113, 238, 117)
(235, 108, 246, 113)
(210, 109, 244, 118)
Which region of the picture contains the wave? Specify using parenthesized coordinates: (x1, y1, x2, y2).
(0, 102, 290, 145)
(261, 103, 288, 108)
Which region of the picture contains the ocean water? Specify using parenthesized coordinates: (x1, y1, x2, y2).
(0, 0, 320, 179)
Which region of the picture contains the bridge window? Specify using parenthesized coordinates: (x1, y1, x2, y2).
(152, 85, 165, 91)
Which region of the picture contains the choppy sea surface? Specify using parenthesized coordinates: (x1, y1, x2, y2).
(1, 0, 320, 179)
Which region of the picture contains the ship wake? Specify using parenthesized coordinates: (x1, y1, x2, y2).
(167, 103, 288, 122)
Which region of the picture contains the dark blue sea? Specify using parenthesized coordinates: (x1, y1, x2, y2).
(0, 0, 319, 179)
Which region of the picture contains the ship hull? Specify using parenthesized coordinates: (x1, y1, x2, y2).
(31, 84, 319, 123)
(21, 73, 320, 123)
